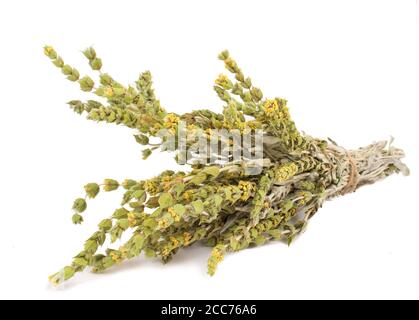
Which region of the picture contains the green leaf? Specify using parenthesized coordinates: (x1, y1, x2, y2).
(287, 235, 295, 246)
(63, 266, 75, 280)
(113, 87, 125, 96)
(203, 166, 220, 178)
(132, 189, 145, 201)
(84, 240, 98, 253)
(113, 207, 128, 219)
(72, 213, 83, 224)
(61, 64, 72, 75)
(90, 254, 105, 268)
(134, 134, 149, 145)
(94, 87, 105, 96)
(67, 69, 80, 82)
(173, 183, 185, 197)
(133, 234, 145, 250)
(257, 190, 266, 198)
(84, 183, 100, 198)
(117, 219, 129, 230)
(103, 179, 119, 191)
(191, 200, 204, 214)
(172, 204, 185, 216)
(144, 248, 156, 258)
(282, 200, 293, 212)
(218, 50, 229, 60)
(146, 196, 159, 208)
(79, 76, 94, 92)
(99, 73, 113, 86)
(98, 219, 112, 231)
(213, 194, 223, 207)
(267, 229, 282, 240)
(95, 231, 106, 246)
(199, 188, 208, 198)
(250, 228, 258, 238)
(90, 58, 102, 70)
(121, 190, 133, 205)
(158, 193, 174, 208)
(224, 188, 232, 201)
(72, 198, 87, 213)
(83, 47, 96, 60)
(68, 100, 84, 114)
(150, 208, 161, 218)
(73, 257, 88, 267)
(142, 218, 157, 229)
(53, 57, 64, 68)
(230, 237, 240, 251)
(110, 227, 123, 243)
(190, 173, 207, 185)
(102, 256, 115, 268)
(129, 201, 143, 209)
(142, 148, 152, 160)
(254, 235, 266, 246)
(122, 179, 137, 189)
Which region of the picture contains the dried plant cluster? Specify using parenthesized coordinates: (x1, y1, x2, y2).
(44, 46, 408, 285)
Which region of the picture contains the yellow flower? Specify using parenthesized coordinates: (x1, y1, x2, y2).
(44, 46, 54, 56)
(238, 180, 254, 201)
(162, 247, 170, 257)
(158, 219, 169, 229)
(187, 124, 196, 131)
(104, 87, 114, 97)
(183, 190, 193, 201)
(110, 251, 121, 263)
(183, 232, 192, 246)
(263, 99, 279, 114)
(224, 57, 237, 70)
(222, 121, 232, 130)
(168, 207, 180, 222)
(119, 246, 128, 258)
(164, 113, 180, 129)
(144, 180, 159, 195)
(205, 128, 212, 137)
(170, 236, 179, 247)
(161, 176, 173, 191)
(215, 74, 231, 89)
(275, 163, 298, 181)
(153, 123, 162, 130)
(246, 120, 260, 130)
(162, 176, 171, 183)
(48, 274, 61, 286)
(127, 212, 136, 227)
(211, 247, 224, 263)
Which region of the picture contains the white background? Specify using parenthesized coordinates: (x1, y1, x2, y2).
(0, 0, 418, 299)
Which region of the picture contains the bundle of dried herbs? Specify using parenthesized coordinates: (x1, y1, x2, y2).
(44, 46, 409, 285)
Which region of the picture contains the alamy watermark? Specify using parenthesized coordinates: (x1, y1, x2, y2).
(155, 121, 264, 175)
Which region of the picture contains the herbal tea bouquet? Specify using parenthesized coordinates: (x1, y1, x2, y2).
(44, 46, 408, 285)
